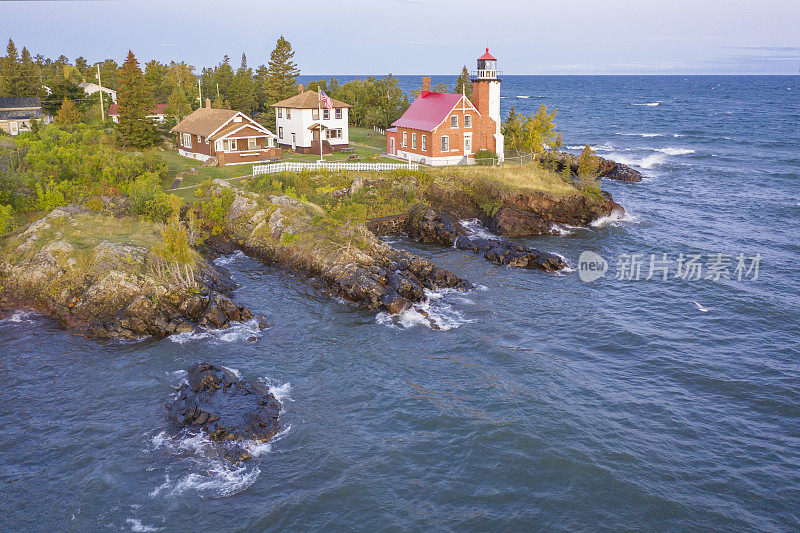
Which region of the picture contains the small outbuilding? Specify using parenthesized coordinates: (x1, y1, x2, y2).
(0, 97, 52, 135)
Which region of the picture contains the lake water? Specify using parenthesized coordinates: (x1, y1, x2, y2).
(1, 75, 799, 531)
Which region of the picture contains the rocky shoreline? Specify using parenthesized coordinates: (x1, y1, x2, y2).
(0, 163, 630, 339)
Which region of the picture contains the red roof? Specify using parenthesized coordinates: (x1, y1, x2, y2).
(478, 48, 496, 61)
(108, 103, 167, 116)
(392, 92, 464, 131)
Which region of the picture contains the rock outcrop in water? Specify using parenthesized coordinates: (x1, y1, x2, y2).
(407, 208, 567, 271)
(209, 181, 470, 315)
(167, 362, 281, 462)
(545, 150, 644, 182)
(0, 207, 253, 338)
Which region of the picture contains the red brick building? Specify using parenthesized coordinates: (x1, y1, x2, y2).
(387, 48, 504, 165)
(171, 101, 280, 166)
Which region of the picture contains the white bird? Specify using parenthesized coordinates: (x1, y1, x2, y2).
(693, 301, 711, 313)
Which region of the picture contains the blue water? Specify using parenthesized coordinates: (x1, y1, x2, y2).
(2, 76, 799, 532)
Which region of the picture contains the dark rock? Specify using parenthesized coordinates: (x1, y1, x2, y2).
(166, 362, 282, 462)
(406, 208, 567, 271)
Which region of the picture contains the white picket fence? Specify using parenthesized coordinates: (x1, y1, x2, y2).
(252, 160, 418, 176)
(373, 126, 386, 135)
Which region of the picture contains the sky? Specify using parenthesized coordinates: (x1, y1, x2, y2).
(1, 0, 799, 75)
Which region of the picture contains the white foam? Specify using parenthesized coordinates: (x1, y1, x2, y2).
(244, 425, 292, 458)
(460, 218, 499, 240)
(212, 251, 246, 266)
(567, 142, 615, 152)
(376, 288, 475, 331)
(169, 319, 262, 345)
(149, 431, 263, 498)
(653, 147, 695, 156)
(590, 210, 639, 228)
(617, 132, 662, 137)
(126, 518, 161, 532)
(631, 102, 660, 106)
(1, 311, 35, 324)
(516, 95, 530, 99)
(221, 366, 242, 379)
(268, 382, 293, 404)
(553, 253, 575, 275)
(550, 224, 573, 235)
(609, 152, 665, 169)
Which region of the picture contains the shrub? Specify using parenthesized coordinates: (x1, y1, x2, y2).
(0, 204, 13, 234)
(128, 172, 177, 222)
(474, 149, 498, 166)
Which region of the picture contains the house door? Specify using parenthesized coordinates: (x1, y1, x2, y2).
(389, 137, 395, 155)
(291, 133, 296, 150)
(9, 121, 18, 135)
(312, 129, 320, 143)
(464, 133, 472, 156)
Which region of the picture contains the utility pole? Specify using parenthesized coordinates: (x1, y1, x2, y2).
(216, 83, 220, 101)
(197, 78, 202, 108)
(97, 64, 105, 122)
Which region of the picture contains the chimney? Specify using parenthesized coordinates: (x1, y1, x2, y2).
(298, 84, 304, 94)
(421, 77, 431, 93)
(205, 98, 211, 109)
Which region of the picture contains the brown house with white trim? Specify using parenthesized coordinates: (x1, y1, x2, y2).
(171, 101, 279, 166)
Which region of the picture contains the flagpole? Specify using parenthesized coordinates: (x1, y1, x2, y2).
(318, 90, 323, 162)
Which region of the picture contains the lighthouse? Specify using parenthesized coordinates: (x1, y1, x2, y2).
(471, 48, 504, 161)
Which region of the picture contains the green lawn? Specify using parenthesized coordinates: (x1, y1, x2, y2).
(157, 127, 393, 197)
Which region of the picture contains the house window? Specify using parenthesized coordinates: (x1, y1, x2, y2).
(277, 108, 282, 118)
(248, 137, 257, 149)
(181, 133, 191, 147)
(450, 115, 458, 128)
(312, 108, 319, 120)
(464, 115, 472, 128)
(233, 116, 242, 123)
(412, 133, 417, 149)
(286, 109, 291, 119)
(323, 109, 329, 120)
(422, 135, 427, 151)
(441, 135, 449, 152)
(402, 131, 407, 147)
(279, 127, 284, 138)
(227, 139, 237, 151)
(335, 108, 342, 119)
(328, 129, 342, 139)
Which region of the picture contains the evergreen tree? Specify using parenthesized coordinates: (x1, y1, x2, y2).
(144, 59, 170, 103)
(265, 36, 300, 104)
(454, 65, 473, 100)
(212, 55, 235, 104)
(253, 64, 269, 111)
(0, 39, 23, 96)
(19, 47, 42, 95)
(166, 86, 191, 120)
(55, 98, 81, 125)
(116, 51, 159, 147)
(232, 53, 256, 114)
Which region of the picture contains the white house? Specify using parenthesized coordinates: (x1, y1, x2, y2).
(271, 87, 351, 154)
(108, 103, 168, 124)
(78, 82, 117, 103)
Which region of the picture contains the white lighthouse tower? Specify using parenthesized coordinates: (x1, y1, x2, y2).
(472, 48, 504, 161)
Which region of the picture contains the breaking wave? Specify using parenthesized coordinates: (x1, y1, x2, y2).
(376, 288, 476, 331)
(460, 218, 499, 240)
(126, 518, 161, 532)
(617, 132, 662, 137)
(169, 319, 262, 345)
(608, 152, 666, 169)
(590, 210, 639, 228)
(631, 102, 660, 106)
(653, 147, 696, 156)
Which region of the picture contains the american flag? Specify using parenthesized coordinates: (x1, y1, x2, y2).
(320, 90, 334, 111)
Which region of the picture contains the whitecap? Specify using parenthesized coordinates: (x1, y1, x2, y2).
(608, 152, 665, 169)
(516, 95, 530, 99)
(617, 132, 662, 137)
(244, 425, 292, 458)
(169, 319, 262, 345)
(653, 147, 695, 156)
(460, 218, 499, 240)
(126, 518, 161, 532)
(1, 311, 35, 324)
(552, 253, 575, 275)
(631, 102, 660, 106)
(212, 251, 246, 266)
(590, 210, 639, 228)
